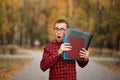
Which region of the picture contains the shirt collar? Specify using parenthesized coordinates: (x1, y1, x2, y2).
(55, 40, 63, 45)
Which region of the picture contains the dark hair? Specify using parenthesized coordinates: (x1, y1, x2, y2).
(54, 19, 68, 28)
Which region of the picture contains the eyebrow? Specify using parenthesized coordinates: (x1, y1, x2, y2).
(54, 27, 66, 29)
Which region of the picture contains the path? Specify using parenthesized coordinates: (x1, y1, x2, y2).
(2, 49, 119, 80)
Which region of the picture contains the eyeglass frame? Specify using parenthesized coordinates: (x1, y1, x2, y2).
(54, 27, 67, 33)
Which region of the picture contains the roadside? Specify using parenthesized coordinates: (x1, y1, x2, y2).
(1, 48, 120, 80)
(94, 60, 120, 76)
(2, 49, 119, 80)
(9, 49, 49, 80)
(0, 47, 34, 80)
(0, 58, 32, 80)
(89, 48, 120, 76)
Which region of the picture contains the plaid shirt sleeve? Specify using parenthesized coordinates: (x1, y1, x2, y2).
(77, 59, 89, 68)
(40, 44, 60, 71)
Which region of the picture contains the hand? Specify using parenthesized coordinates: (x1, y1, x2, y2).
(58, 43, 72, 55)
(79, 48, 89, 61)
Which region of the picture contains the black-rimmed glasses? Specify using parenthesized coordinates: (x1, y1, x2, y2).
(54, 27, 66, 32)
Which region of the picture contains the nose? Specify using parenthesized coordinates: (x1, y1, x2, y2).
(57, 30, 61, 34)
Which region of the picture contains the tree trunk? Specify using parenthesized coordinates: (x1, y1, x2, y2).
(19, 28, 23, 46)
(0, 35, 4, 45)
(116, 36, 120, 51)
(30, 34, 34, 47)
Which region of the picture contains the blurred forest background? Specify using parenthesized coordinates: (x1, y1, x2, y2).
(0, 0, 120, 79)
(0, 0, 120, 52)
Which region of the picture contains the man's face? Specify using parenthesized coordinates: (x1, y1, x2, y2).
(54, 23, 67, 42)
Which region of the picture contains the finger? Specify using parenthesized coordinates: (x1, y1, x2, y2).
(64, 43, 70, 46)
(79, 53, 84, 56)
(80, 50, 86, 54)
(82, 48, 87, 52)
(65, 46, 72, 49)
(65, 48, 72, 51)
(64, 46, 72, 50)
(80, 55, 88, 58)
(79, 55, 84, 58)
(79, 54, 87, 58)
(79, 53, 88, 57)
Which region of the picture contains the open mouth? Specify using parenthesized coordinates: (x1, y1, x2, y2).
(57, 36, 61, 38)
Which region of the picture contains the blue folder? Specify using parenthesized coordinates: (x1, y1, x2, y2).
(62, 37, 76, 60)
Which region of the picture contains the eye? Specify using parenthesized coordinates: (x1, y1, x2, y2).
(60, 28, 66, 31)
(61, 28, 64, 31)
(54, 27, 59, 30)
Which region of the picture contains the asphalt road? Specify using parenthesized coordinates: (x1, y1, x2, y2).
(6, 49, 120, 80)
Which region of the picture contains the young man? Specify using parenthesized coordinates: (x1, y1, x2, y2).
(40, 19, 89, 80)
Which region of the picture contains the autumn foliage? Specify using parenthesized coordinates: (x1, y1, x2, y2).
(0, 0, 120, 50)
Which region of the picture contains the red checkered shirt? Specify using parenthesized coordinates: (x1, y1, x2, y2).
(40, 41, 89, 80)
